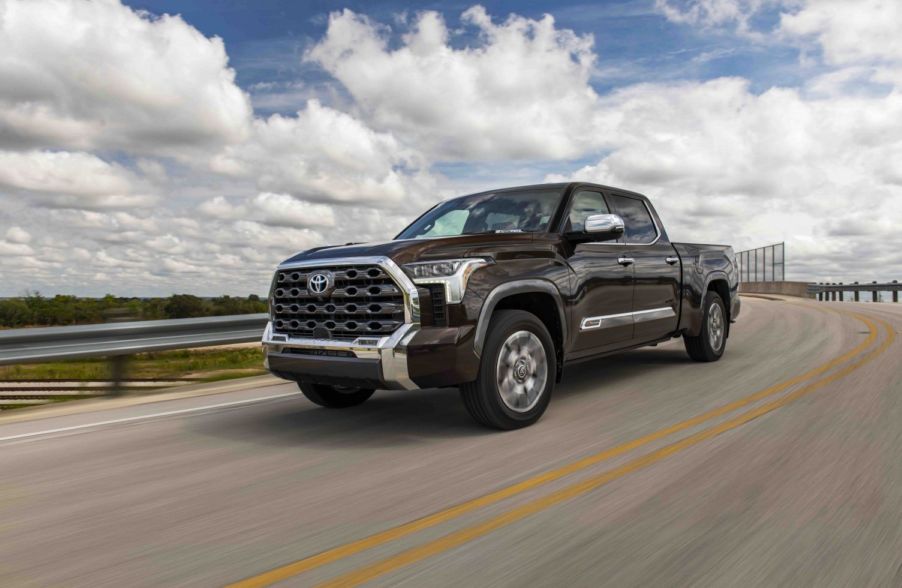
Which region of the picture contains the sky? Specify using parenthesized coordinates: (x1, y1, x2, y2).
(1, 0, 901, 297)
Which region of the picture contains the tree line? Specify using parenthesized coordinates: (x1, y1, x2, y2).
(0, 294, 268, 328)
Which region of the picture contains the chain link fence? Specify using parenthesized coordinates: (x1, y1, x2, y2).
(737, 242, 785, 283)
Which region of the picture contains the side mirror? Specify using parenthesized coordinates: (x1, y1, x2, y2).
(584, 213, 625, 241)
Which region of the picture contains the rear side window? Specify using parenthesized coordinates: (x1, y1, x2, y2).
(607, 194, 658, 244)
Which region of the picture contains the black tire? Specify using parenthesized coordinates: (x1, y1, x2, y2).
(684, 290, 727, 362)
(297, 382, 374, 408)
(461, 309, 556, 430)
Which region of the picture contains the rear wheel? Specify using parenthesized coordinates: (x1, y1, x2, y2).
(298, 382, 374, 408)
(461, 310, 555, 430)
(684, 290, 727, 362)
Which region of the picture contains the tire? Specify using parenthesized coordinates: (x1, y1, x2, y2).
(684, 290, 727, 362)
(461, 309, 556, 430)
(297, 382, 375, 408)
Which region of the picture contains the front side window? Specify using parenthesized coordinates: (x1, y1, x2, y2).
(607, 194, 658, 244)
(397, 189, 563, 239)
(565, 190, 609, 232)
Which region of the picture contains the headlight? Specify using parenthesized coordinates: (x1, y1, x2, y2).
(403, 258, 491, 303)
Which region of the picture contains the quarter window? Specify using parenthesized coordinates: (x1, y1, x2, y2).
(607, 194, 658, 244)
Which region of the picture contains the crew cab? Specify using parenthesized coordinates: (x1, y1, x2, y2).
(262, 183, 740, 429)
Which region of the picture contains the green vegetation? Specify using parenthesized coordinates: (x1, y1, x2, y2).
(0, 346, 266, 382)
(0, 293, 268, 328)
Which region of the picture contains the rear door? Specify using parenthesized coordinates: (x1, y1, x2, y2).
(606, 193, 681, 343)
(564, 189, 635, 358)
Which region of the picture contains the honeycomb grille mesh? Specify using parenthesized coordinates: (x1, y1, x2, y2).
(270, 265, 405, 340)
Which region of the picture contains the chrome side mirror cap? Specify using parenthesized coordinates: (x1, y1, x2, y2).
(584, 214, 625, 240)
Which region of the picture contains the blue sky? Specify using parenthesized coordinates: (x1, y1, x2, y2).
(123, 1, 802, 108)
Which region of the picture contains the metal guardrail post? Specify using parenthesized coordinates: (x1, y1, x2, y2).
(109, 355, 129, 397)
(872, 281, 878, 303)
(894, 281, 899, 303)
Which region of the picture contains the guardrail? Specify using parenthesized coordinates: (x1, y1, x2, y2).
(0, 314, 269, 400)
(809, 281, 900, 302)
(0, 314, 269, 365)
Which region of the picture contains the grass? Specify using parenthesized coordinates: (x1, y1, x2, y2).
(0, 346, 267, 382)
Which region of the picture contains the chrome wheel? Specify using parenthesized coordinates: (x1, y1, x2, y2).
(496, 330, 548, 413)
(708, 302, 725, 352)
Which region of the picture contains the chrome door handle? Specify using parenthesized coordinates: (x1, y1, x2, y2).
(617, 257, 634, 266)
(665, 257, 679, 265)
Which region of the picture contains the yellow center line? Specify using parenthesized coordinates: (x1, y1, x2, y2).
(228, 305, 876, 588)
(316, 314, 894, 587)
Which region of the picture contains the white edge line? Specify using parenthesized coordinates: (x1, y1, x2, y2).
(0, 392, 298, 443)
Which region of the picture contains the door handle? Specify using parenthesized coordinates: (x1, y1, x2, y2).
(617, 257, 634, 266)
(665, 256, 679, 265)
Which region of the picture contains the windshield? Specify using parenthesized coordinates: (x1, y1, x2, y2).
(396, 189, 563, 240)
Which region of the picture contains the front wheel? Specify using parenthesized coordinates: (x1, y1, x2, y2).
(298, 382, 374, 408)
(684, 291, 727, 362)
(461, 309, 556, 430)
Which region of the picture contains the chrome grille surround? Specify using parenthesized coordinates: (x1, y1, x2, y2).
(262, 256, 420, 390)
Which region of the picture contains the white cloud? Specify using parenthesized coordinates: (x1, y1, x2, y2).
(0, 0, 252, 156)
(198, 192, 337, 229)
(306, 7, 601, 160)
(0, 150, 154, 209)
(779, 0, 902, 66)
(4, 226, 31, 243)
(211, 100, 421, 204)
(656, 0, 779, 36)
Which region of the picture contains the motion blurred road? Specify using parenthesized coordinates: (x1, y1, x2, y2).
(1, 297, 900, 587)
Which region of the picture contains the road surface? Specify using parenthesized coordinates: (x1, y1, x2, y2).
(1, 297, 900, 587)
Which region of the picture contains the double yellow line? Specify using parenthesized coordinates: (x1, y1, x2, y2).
(230, 307, 894, 588)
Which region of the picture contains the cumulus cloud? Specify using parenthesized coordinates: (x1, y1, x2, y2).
(0, 150, 155, 209)
(0, 0, 252, 156)
(306, 6, 601, 160)
(199, 192, 337, 229)
(4, 226, 31, 243)
(779, 0, 902, 66)
(211, 100, 422, 205)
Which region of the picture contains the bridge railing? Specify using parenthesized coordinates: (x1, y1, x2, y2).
(808, 281, 900, 302)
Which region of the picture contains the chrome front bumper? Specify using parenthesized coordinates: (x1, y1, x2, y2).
(263, 323, 419, 390)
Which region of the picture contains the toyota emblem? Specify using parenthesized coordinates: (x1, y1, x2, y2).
(307, 271, 334, 297)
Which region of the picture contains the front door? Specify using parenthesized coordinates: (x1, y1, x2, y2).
(564, 189, 635, 358)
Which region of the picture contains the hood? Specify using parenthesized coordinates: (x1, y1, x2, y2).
(280, 233, 543, 267)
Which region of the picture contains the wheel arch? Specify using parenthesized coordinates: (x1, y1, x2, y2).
(474, 280, 566, 381)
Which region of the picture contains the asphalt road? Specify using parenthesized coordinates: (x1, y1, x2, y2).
(1, 297, 900, 587)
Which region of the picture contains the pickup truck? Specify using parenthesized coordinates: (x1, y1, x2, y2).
(262, 182, 740, 429)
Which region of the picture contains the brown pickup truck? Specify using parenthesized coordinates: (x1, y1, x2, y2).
(262, 182, 740, 429)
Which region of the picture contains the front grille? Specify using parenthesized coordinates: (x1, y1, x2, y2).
(425, 284, 447, 327)
(271, 264, 405, 340)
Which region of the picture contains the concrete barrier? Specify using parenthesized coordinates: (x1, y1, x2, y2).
(740, 281, 814, 299)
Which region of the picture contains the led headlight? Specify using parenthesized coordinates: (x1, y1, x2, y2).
(403, 258, 492, 303)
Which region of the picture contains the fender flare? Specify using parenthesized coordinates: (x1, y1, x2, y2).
(473, 279, 567, 357)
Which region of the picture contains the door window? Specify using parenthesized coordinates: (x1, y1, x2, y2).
(607, 194, 658, 244)
(565, 190, 610, 232)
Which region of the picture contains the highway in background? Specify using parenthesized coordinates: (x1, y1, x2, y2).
(1, 297, 900, 587)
